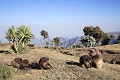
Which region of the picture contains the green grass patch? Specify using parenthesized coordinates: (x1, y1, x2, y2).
(0, 65, 14, 80)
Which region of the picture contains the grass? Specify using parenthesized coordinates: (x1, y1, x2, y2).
(0, 65, 14, 80)
(0, 44, 120, 80)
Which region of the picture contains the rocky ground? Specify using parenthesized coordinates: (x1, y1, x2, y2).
(0, 45, 120, 80)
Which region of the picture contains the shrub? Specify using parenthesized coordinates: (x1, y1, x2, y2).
(0, 65, 14, 80)
(17, 44, 28, 53)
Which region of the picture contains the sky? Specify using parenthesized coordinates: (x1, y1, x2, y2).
(0, 0, 120, 42)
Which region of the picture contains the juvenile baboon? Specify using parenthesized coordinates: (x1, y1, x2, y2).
(19, 59, 29, 70)
(79, 55, 92, 69)
(89, 48, 103, 69)
(38, 57, 52, 69)
(11, 58, 22, 69)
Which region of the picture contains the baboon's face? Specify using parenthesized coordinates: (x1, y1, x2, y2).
(38, 57, 52, 69)
(42, 62, 52, 69)
(22, 59, 29, 65)
(39, 57, 49, 65)
(42, 62, 48, 67)
(40, 57, 49, 62)
(38, 61, 49, 69)
(89, 49, 99, 57)
(11, 58, 23, 69)
(89, 50, 94, 56)
(11, 61, 20, 68)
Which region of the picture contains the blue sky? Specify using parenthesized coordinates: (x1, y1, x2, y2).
(0, 0, 120, 42)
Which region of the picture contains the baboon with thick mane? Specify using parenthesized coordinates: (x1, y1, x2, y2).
(79, 55, 92, 69)
(89, 48, 103, 69)
(11, 57, 22, 69)
(38, 57, 52, 69)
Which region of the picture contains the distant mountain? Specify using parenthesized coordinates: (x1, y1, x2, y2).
(30, 31, 120, 48)
(30, 37, 70, 47)
(107, 31, 120, 37)
(60, 36, 82, 48)
(59, 37, 70, 43)
(31, 36, 82, 48)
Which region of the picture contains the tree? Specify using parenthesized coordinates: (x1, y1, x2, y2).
(40, 30, 49, 47)
(5, 25, 34, 53)
(17, 25, 35, 47)
(83, 26, 108, 46)
(83, 26, 94, 36)
(101, 33, 110, 45)
(53, 37, 60, 46)
(5, 26, 18, 52)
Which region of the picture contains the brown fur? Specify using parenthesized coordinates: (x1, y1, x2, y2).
(19, 59, 29, 70)
(38, 57, 52, 69)
(79, 55, 92, 69)
(11, 58, 22, 69)
(89, 48, 103, 69)
(11, 58, 29, 70)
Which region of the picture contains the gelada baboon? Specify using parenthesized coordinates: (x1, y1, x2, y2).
(89, 48, 103, 69)
(11, 57, 22, 69)
(38, 57, 52, 69)
(19, 59, 29, 70)
(79, 55, 92, 69)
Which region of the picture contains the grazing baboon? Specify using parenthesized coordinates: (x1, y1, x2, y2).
(19, 59, 29, 70)
(79, 55, 92, 69)
(89, 48, 103, 69)
(38, 57, 52, 69)
(11, 58, 22, 69)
